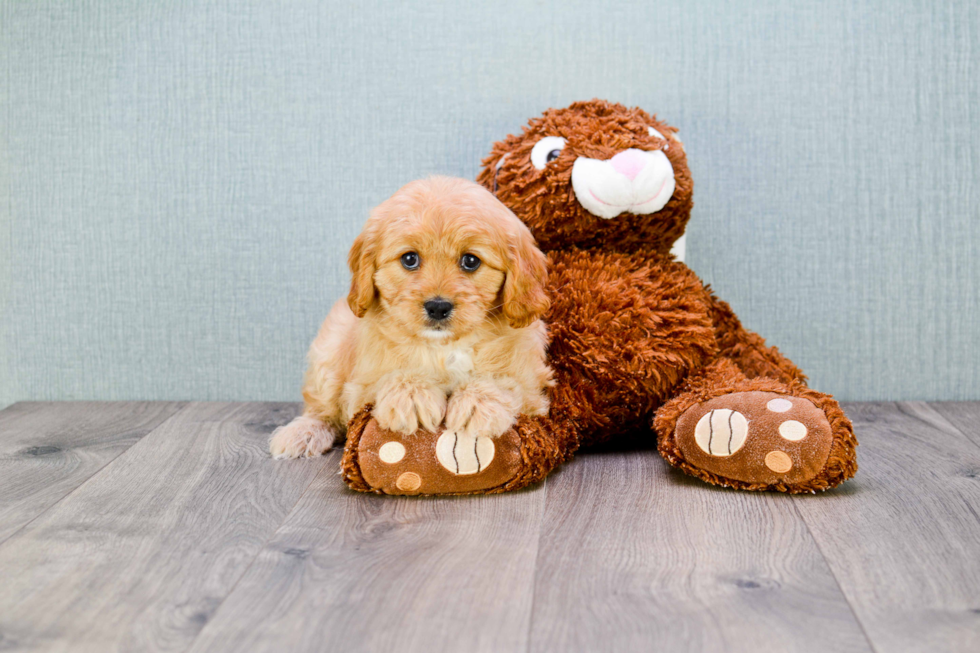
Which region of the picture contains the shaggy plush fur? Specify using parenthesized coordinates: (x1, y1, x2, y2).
(545, 248, 717, 444)
(479, 102, 694, 255)
(469, 99, 857, 493)
(272, 176, 553, 462)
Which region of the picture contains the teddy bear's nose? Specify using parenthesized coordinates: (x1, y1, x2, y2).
(609, 149, 648, 181)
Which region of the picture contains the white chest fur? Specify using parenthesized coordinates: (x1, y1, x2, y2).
(442, 347, 475, 380)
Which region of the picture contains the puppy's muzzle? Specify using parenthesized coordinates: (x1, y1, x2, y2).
(424, 298, 454, 322)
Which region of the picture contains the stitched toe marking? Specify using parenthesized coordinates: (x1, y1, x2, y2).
(436, 431, 495, 475)
(694, 409, 749, 457)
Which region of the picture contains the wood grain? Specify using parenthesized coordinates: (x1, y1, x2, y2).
(928, 402, 980, 449)
(527, 447, 872, 653)
(0, 402, 324, 653)
(792, 402, 980, 653)
(3, 401, 980, 653)
(187, 463, 546, 653)
(0, 401, 185, 543)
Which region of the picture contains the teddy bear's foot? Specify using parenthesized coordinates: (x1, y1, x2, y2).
(673, 391, 834, 488)
(341, 406, 579, 495)
(343, 417, 524, 495)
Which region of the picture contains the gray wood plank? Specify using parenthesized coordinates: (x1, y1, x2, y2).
(0, 402, 326, 653)
(527, 446, 872, 653)
(186, 463, 546, 653)
(928, 401, 980, 449)
(792, 402, 980, 653)
(0, 401, 186, 543)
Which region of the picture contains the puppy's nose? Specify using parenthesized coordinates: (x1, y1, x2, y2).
(424, 298, 454, 321)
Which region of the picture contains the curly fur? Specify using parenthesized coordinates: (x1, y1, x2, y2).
(275, 176, 553, 462)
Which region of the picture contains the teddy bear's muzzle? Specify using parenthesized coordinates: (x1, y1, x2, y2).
(570, 148, 676, 220)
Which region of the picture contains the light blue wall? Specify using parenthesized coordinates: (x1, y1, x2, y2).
(2, 0, 978, 406)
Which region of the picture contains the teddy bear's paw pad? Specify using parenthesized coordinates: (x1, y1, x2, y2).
(693, 409, 749, 456)
(675, 392, 833, 486)
(435, 431, 495, 475)
(354, 419, 522, 495)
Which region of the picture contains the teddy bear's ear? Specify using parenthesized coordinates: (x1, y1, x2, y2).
(477, 150, 509, 195)
(668, 128, 684, 152)
(649, 124, 684, 152)
(346, 228, 377, 318)
(502, 223, 549, 329)
(491, 153, 509, 195)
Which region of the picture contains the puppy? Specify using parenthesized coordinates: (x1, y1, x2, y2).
(270, 176, 552, 459)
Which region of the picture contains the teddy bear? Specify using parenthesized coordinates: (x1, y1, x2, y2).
(341, 99, 857, 495)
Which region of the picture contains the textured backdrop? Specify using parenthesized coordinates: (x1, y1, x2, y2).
(1, 0, 978, 407)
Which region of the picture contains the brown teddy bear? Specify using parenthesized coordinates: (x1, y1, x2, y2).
(342, 99, 857, 495)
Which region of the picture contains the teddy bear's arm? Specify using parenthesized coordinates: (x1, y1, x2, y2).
(543, 248, 719, 440)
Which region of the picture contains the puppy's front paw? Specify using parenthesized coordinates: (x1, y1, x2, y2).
(445, 381, 518, 439)
(269, 416, 339, 459)
(373, 378, 447, 435)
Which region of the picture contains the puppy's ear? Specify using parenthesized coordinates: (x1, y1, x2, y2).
(502, 225, 550, 328)
(347, 229, 377, 317)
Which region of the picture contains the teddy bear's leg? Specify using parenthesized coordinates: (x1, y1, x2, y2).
(654, 358, 857, 493)
(341, 405, 579, 496)
(708, 295, 806, 383)
(707, 294, 807, 384)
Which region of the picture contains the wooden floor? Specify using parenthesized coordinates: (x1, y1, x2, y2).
(0, 402, 978, 652)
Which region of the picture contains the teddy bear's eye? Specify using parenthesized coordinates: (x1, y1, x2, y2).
(530, 136, 567, 170)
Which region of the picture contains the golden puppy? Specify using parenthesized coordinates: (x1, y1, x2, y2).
(270, 176, 552, 458)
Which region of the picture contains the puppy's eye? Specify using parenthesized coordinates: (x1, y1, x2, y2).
(459, 253, 481, 272)
(400, 252, 420, 270)
(530, 136, 567, 170)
